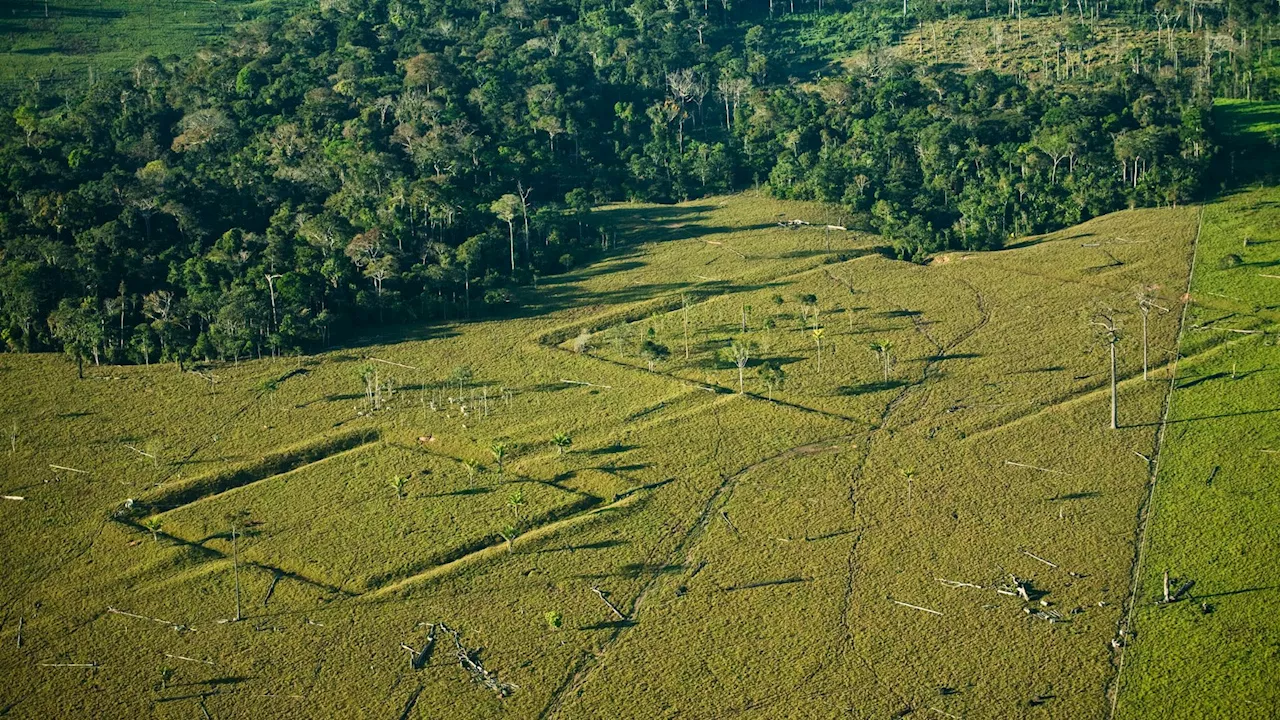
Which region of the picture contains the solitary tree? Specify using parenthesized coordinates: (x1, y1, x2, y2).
(1089, 312, 1122, 430)
(759, 361, 786, 401)
(491, 194, 522, 271)
(143, 517, 163, 543)
(870, 340, 893, 382)
(225, 510, 253, 622)
(729, 340, 752, 393)
(812, 328, 825, 372)
(639, 340, 670, 372)
(552, 432, 572, 455)
(900, 467, 915, 511)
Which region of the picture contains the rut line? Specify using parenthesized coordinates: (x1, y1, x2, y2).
(539, 427, 857, 718)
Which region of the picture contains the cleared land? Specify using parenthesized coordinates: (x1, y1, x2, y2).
(1112, 186, 1280, 719)
(0, 189, 1270, 718)
(0, 0, 288, 89)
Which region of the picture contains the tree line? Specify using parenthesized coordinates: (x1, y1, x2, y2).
(0, 0, 1272, 367)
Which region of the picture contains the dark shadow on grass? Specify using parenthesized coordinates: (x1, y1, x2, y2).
(541, 539, 629, 553)
(1128, 406, 1280, 427)
(1048, 491, 1101, 502)
(580, 562, 682, 580)
(420, 487, 491, 499)
(1194, 584, 1280, 599)
(720, 576, 810, 592)
(580, 444, 638, 456)
(836, 379, 909, 396)
(1177, 371, 1231, 389)
(578, 619, 636, 631)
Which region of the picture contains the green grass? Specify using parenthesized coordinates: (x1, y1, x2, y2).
(0, 0, 290, 90)
(1214, 100, 1280, 143)
(1113, 186, 1280, 719)
(0, 190, 1267, 718)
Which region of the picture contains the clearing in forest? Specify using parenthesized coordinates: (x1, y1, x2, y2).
(2, 190, 1270, 718)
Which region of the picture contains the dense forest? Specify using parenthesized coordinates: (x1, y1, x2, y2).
(0, 0, 1276, 365)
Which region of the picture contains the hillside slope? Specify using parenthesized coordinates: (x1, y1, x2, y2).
(0, 191, 1246, 719)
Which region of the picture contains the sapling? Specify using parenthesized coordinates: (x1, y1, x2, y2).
(759, 362, 786, 401)
(544, 611, 563, 630)
(490, 443, 508, 474)
(390, 475, 408, 499)
(552, 432, 573, 455)
(900, 467, 916, 512)
(144, 517, 163, 543)
(507, 488, 525, 524)
(463, 459, 482, 482)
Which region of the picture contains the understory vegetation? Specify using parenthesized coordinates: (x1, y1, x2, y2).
(1, 0, 1275, 361)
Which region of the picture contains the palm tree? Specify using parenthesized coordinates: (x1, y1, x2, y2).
(899, 467, 915, 512)
(812, 327, 825, 372)
(552, 432, 573, 455)
(389, 475, 407, 499)
(143, 517, 162, 543)
(462, 459, 482, 482)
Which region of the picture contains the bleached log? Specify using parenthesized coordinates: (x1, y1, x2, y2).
(936, 578, 983, 589)
(1023, 551, 1058, 569)
(370, 357, 419, 370)
(3, 495, 24, 501)
(890, 599, 942, 616)
(591, 586, 627, 620)
(106, 606, 196, 633)
(50, 465, 89, 474)
(560, 379, 613, 389)
(164, 653, 214, 666)
(1004, 460, 1069, 475)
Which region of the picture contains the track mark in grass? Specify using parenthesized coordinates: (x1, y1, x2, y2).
(539, 426, 857, 719)
(835, 279, 990, 711)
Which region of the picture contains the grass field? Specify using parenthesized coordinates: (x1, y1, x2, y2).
(0, 187, 1272, 718)
(0, 0, 288, 89)
(1112, 186, 1280, 719)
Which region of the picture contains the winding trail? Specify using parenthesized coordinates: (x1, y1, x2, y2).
(538, 428, 860, 719)
(833, 277, 989, 713)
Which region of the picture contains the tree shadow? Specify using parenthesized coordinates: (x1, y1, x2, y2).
(540, 539, 629, 553)
(836, 380, 909, 396)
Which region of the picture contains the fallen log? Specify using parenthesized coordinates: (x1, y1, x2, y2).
(890, 599, 942, 616)
(591, 586, 627, 620)
(437, 624, 516, 697)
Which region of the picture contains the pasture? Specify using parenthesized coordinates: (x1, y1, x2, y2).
(0, 188, 1273, 718)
